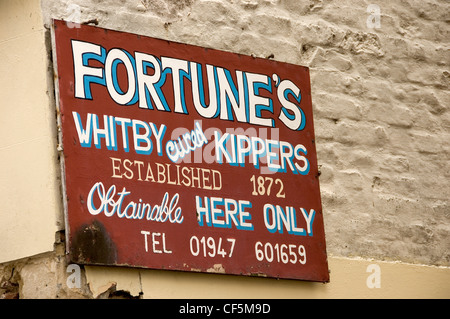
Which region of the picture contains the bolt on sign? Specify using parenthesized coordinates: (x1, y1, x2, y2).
(52, 19, 329, 282)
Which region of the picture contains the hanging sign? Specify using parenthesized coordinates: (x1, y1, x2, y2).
(52, 19, 329, 282)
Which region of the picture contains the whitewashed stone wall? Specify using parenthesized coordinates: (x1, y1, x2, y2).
(40, 0, 449, 267)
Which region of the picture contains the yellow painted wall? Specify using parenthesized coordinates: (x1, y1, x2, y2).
(0, 0, 61, 263)
(85, 256, 450, 299)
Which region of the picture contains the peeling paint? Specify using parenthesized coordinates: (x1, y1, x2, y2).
(189, 268, 202, 272)
(206, 264, 226, 274)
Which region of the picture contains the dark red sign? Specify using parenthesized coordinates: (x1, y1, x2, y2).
(52, 19, 329, 282)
